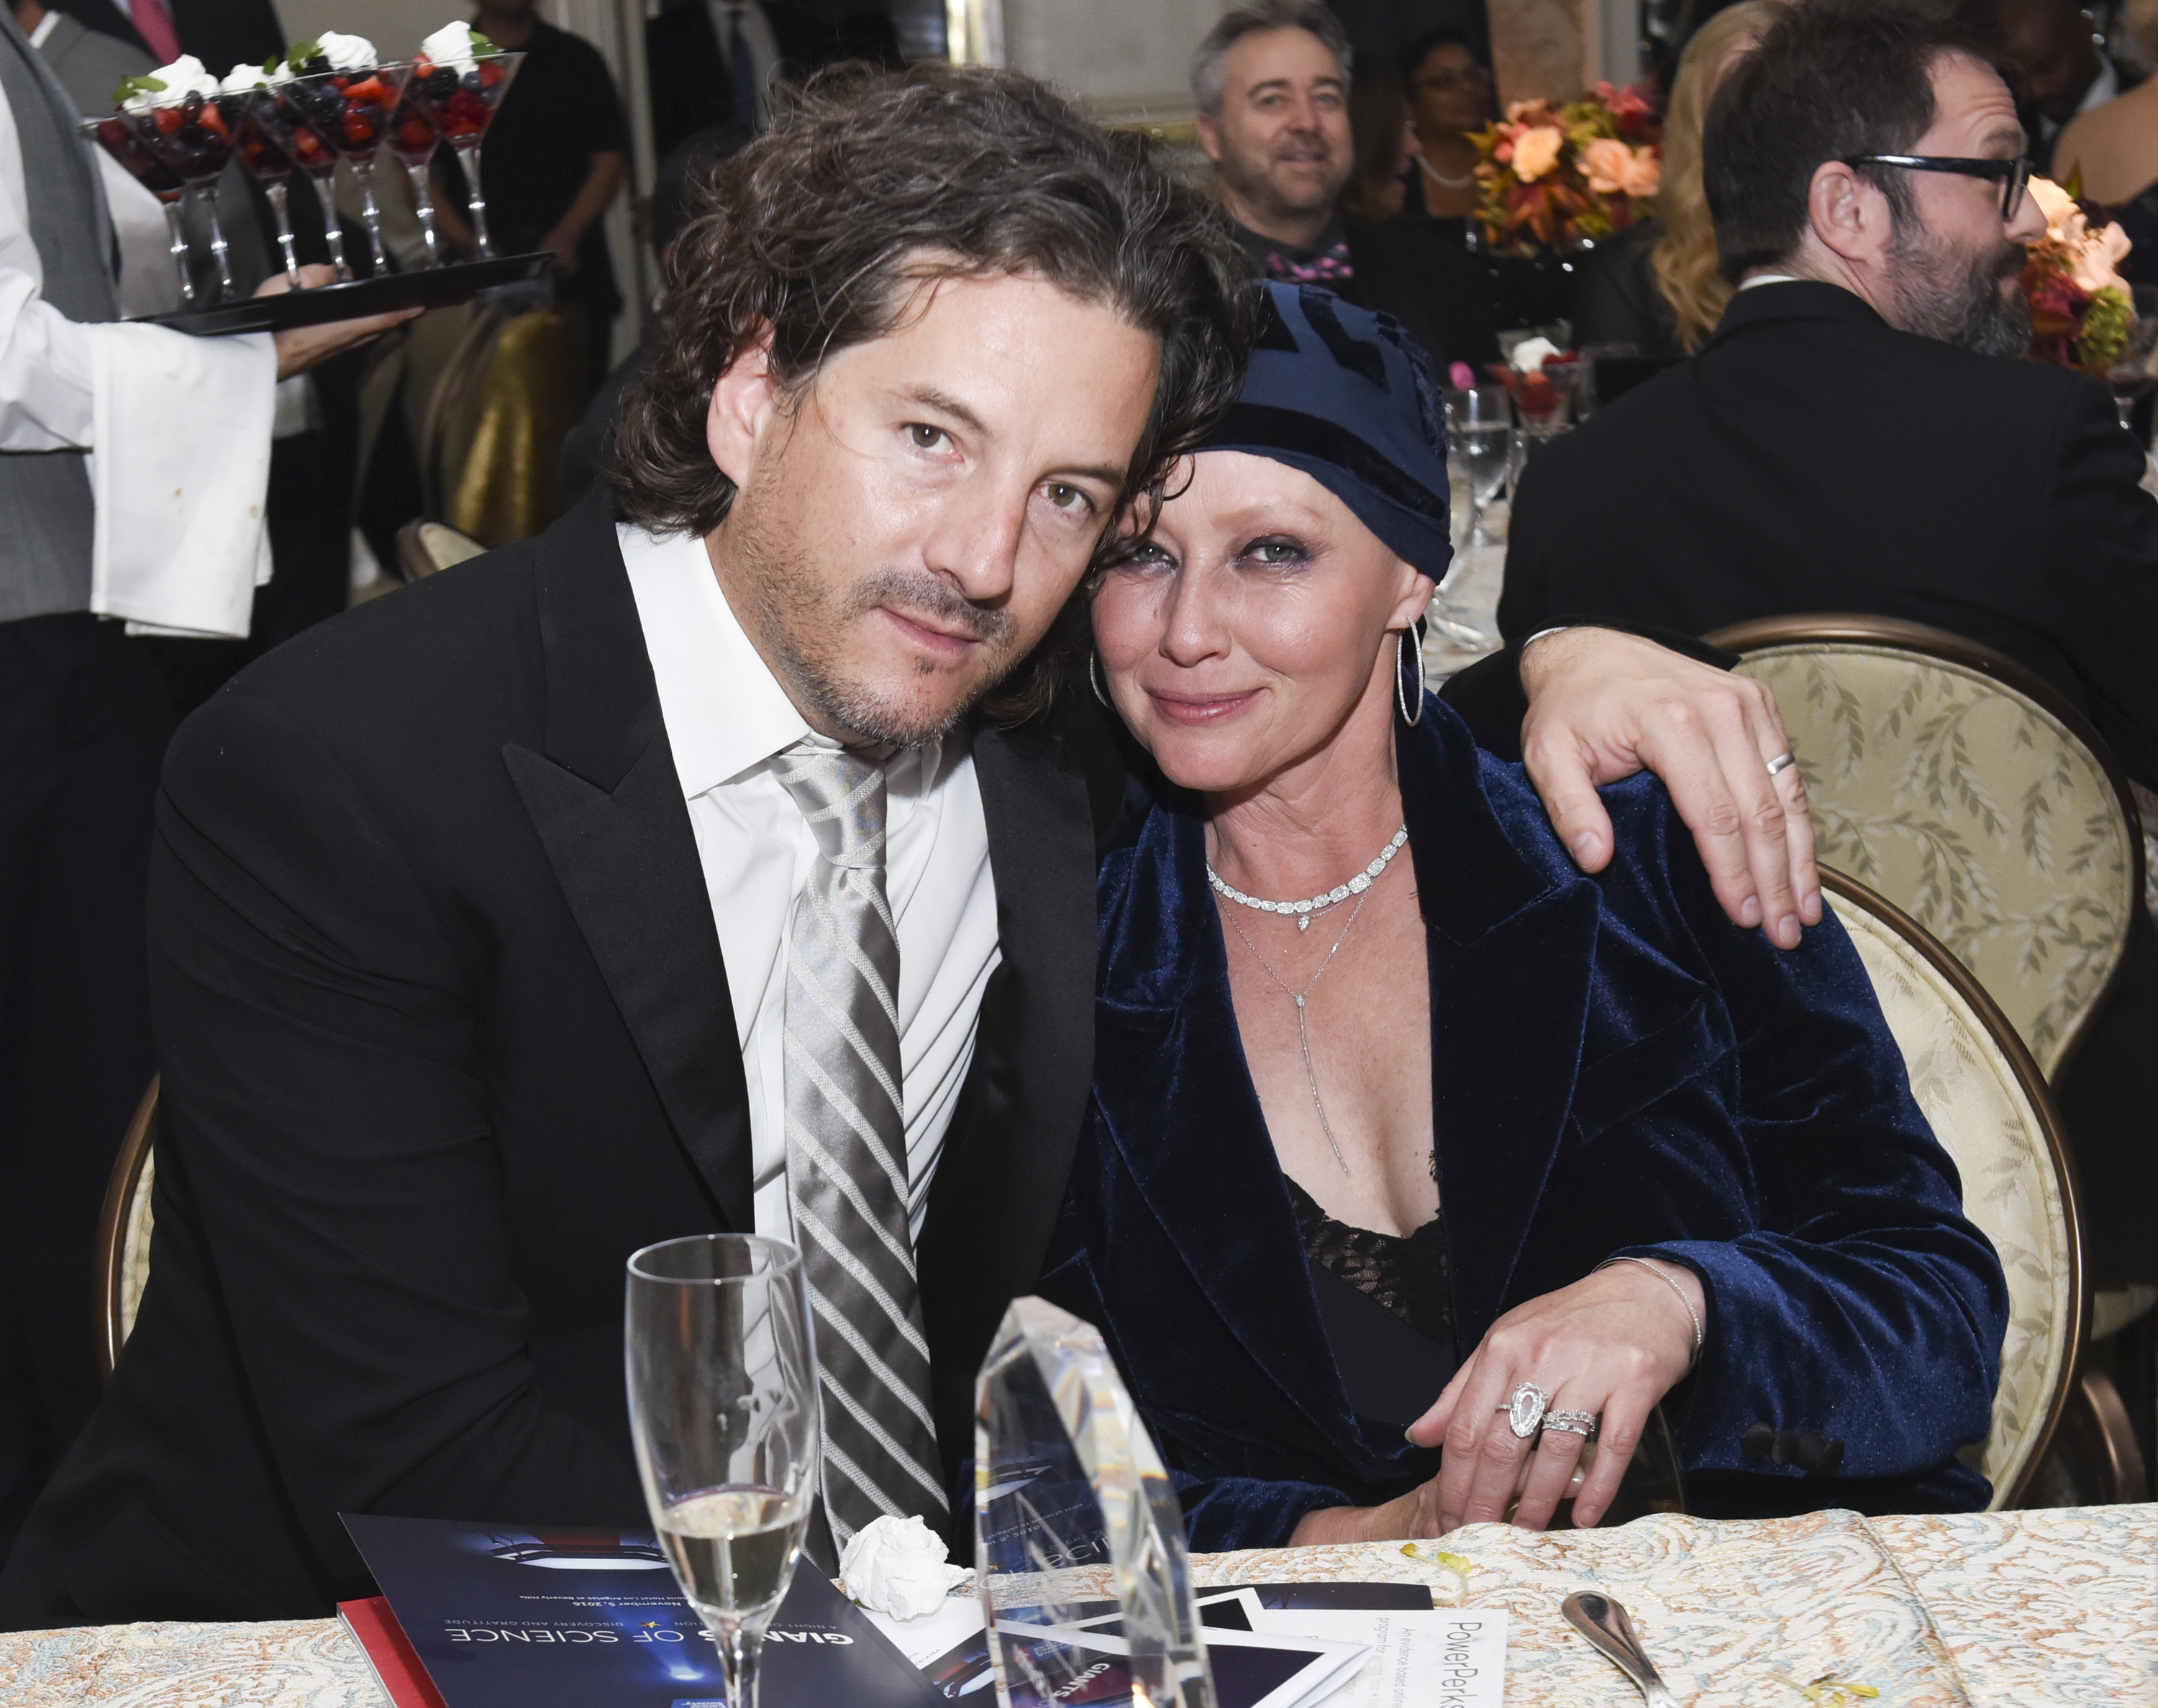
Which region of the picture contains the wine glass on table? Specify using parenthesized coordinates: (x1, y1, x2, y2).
(1431, 383, 1512, 647)
(228, 91, 304, 288)
(386, 92, 445, 268)
(626, 1234, 819, 1708)
(130, 90, 240, 301)
(83, 116, 194, 305)
(402, 47, 523, 259)
(280, 62, 412, 277)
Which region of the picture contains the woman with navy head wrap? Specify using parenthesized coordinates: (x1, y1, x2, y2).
(1036, 281, 2007, 1548)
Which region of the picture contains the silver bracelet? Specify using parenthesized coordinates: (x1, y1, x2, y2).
(1595, 1255, 1703, 1371)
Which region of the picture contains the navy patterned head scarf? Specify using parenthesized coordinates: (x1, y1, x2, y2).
(1198, 281, 1454, 581)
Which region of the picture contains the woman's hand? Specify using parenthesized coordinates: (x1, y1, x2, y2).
(260, 267, 422, 380)
(1406, 1259, 1704, 1533)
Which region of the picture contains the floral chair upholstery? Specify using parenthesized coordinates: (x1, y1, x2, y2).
(95, 1079, 158, 1380)
(1718, 622, 2142, 1082)
(1822, 872, 2080, 1508)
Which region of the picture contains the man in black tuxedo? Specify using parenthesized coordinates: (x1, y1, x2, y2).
(1501, 0, 2158, 1286)
(1193, 0, 1499, 377)
(645, 0, 897, 159)
(0, 64, 1821, 1625)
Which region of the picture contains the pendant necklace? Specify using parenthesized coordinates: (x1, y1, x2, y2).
(1208, 825, 1407, 931)
(1220, 890, 1369, 1177)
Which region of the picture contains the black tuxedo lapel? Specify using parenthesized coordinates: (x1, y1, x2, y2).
(504, 496, 755, 1232)
(916, 710, 1098, 1478)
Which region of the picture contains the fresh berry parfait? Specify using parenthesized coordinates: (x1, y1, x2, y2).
(404, 25, 522, 260)
(385, 91, 445, 268)
(82, 111, 194, 305)
(222, 66, 304, 288)
(124, 60, 240, 301)
(278, 37, 411, 278)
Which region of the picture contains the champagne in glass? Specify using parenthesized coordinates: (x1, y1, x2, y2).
(627, 1234, 819, 1708)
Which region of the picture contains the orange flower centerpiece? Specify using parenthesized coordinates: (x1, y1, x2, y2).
(2021, 175, 2134, 370)
(1470, 83, 1662, 255)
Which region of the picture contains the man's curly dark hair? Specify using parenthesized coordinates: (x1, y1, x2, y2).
(608, 61, 1259, 726)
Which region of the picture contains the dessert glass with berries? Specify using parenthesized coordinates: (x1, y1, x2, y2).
(83, 113, 195, 305)
(385, 92, 445, 268)
(278, 52, 413, 277)
(130, 87, 240, 301)
(224, 75, 304, 288)
(258, 78, 353, 280)
(402, 41, 522, 259)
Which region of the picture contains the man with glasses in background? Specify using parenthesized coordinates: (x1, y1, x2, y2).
(1501, 0, 2158, 1306)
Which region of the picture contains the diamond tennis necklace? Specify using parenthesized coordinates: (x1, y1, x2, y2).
(1206, 826, 1408, 931)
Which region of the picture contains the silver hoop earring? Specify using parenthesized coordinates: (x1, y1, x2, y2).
(1396, 624, 1424, 726)
(1089, 653, 1112, 709)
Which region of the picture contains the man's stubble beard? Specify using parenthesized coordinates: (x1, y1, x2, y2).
(721, 462, 1026, 749)
(1888, 224, 2034, 358)
(1217, 127, 1347, 230)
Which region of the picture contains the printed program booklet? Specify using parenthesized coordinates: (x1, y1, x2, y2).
(340, 1514, 940, 1708)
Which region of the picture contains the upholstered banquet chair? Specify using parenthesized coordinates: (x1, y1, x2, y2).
(1708, 616, 2144, 1083)
(1818, 871, 2090, 1507)
(92, 1078, 159, 1381)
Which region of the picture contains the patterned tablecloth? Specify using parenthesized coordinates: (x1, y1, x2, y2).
(4, 1504, 2151, 1706)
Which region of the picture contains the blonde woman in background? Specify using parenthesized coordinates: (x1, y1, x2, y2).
(1574, 3, 1783, 357)
(2052, 0, 2158, 295)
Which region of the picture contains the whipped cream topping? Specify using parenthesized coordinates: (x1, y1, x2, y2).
(220, 61, 273, 95)
(1509, 334, 1562, 373)
(838, 1515, 968, 1621)
(124, 54, 220, 112)
(317, 30, 377, 71)
(419, 21, 483, 73)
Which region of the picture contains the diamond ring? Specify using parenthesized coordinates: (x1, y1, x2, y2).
(1503, 1382, 1551, 1438)
(1541, 1408, 1599, 1440)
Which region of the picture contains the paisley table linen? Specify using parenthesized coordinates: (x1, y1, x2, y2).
(6, 1504, 2149, 1706)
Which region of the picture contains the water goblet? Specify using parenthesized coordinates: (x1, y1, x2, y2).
(131, 91, 240, 301)
(280, 63, 412, 276)
(385, 92, 445, 267)
(402, 47, 523, 259)
(1444, 384, 1513, 544)
(626, 1233, 819, 1708)
(228, 91, 303, 287)
(83, 115, 193, 305)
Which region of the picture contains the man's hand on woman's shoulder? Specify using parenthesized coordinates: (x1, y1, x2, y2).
(1517, 629, 1821, 949)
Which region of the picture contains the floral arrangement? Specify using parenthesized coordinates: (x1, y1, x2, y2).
(2021, 175, 2134, 370)
(1470, 83, 1662, 255)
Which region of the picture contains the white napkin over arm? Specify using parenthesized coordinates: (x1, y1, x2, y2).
(0, 72, 276, 639)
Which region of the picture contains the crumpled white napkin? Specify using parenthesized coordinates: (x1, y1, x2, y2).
(838, 1514, 969, 1621)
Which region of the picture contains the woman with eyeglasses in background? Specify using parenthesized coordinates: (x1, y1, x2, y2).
(1401, 27, 1493, 235)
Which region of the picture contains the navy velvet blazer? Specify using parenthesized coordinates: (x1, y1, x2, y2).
(1038, 699, 2009, 1551)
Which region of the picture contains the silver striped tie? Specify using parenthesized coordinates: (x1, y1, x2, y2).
(770, 741, 947, 1552)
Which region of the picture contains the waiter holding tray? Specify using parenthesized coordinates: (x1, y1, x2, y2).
(0, 8, 410, 1562)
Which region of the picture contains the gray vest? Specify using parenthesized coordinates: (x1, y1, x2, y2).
(0, 12, 119, 624)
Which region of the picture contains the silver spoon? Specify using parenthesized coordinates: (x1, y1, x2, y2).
(1562, 1591, 1678, 1706)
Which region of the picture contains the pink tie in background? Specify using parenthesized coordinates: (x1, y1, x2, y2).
(129, 0, 183, 67)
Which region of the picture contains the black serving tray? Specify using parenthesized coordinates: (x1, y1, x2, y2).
(146, 252, 552, 334)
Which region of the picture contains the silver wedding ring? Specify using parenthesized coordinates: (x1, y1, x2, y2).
(1503, 1381, 1551, 1438)
(1542, 1408, 1600, 1441)
(1765, 750, 1798, 777)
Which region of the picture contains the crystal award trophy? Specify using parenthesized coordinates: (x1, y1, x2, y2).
(974, 1295, 1214, 1708)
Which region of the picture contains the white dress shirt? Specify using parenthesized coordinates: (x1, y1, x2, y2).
(704, 0, 780, 127)
(619, 524, 1003, 1243)
(0, 72, 276, 636)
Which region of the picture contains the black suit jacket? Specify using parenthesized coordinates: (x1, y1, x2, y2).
(0, 493, 1541, 1626)
(1342, 216, 1501, 375)
(644, 0, 897, 160)
(1498, 280, 2158, 788)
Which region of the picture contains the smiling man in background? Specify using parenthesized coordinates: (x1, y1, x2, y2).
(1193, 0, 1497, 375)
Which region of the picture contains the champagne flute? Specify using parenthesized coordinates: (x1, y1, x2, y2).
(627, 1234, 819, 1708)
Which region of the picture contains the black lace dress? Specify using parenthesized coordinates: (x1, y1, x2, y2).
(1284, 1176, 1458, 1428)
